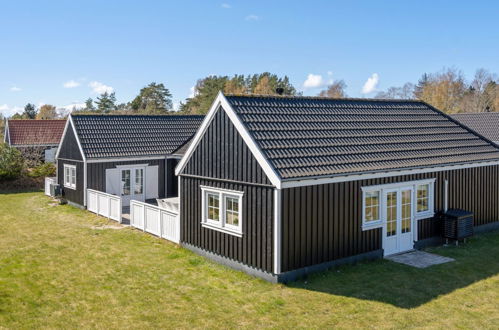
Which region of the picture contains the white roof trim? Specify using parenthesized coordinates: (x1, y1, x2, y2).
(86, 156, 165, 163)
(55, 115, 86, 161)
(175, 91, 282, 188)
(281, 160, 499, 189)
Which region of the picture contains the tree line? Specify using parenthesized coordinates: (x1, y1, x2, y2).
(4, 68, 499, 123)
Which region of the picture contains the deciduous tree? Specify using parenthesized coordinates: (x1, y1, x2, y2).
(36, 104, 57, 119)
(318, 80, 348, 98)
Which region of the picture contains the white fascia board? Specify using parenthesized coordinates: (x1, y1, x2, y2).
(175, 91, 282, 188)
(86, 156, 165, 163)
(281, 160, 499, 189)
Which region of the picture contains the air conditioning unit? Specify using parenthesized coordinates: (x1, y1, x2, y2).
(50, 183, 61, 197)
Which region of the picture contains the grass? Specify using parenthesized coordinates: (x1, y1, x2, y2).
(0, 191, 498, 328)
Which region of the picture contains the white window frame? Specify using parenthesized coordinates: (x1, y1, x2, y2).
(361, 178, 435, 230)
(201, 186, 244, 237)
(63, 164, 77, 190)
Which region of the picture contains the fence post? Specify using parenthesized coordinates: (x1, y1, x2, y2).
(160, 210, 164, 239)
(142, 203, 146, 232)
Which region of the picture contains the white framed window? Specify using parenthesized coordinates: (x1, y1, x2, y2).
(201, 186, 243, 237)
(63, 164, 76, 189)
(361, 178, 435, 230)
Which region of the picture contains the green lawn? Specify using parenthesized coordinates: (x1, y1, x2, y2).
(1, 191, 498, 329)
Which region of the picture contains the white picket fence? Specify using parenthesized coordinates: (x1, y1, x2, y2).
(130, 200, 180, 244)
(87, 189, 122, 222)
(44, 177, 56, 196)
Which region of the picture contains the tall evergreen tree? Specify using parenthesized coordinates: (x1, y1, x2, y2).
(130, 82, 173, 114)
(23, 103, 37, 119)
(95, 92, 117, 113)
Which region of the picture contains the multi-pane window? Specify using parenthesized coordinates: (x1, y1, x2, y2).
(207, 193, 220, 222)
(362, 179, 435, 230)
(225, 197, 239, 227)
(63, 164, 76, 189)
(417, 184, 429, 213)
(201, 186, 243, 236)
(364, 191, 380, 223)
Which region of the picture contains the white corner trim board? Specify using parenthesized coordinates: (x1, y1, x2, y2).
(175, 91, 282, 188)
(273, 188, 282, 275)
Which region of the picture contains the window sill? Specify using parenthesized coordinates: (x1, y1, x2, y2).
(362, 221, 383, 231)
(416, 212, 435, 220)
(201, 222, 242, 237)
(64, 185, 76, 190)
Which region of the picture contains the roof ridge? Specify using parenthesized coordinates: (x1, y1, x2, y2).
(71, 114, 204, 118)
(225, 93, 423, 103)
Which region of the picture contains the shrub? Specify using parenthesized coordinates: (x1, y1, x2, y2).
(0, 143, 24, 181)
(29, 162, 56, 178)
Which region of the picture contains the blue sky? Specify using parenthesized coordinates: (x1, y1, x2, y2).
(1, 0, 498, 116)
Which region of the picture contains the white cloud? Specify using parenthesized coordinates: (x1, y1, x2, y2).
(63, 80, 80, 88)
(362, 73, 379, 94)
(221, 3, 231, 8)
(10, 86, 21, 92)
(0, 104, 23, 117)
(89, 81, 114, 94)
(245, 14, 260, 21)
(303, 74, 325, 89)
(327, 71, 333, 76)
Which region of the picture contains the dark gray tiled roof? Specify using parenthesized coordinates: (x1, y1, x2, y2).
(225, 95, 499, 180)
(451, 113, 499, 143)
(72, 115, 204, 159)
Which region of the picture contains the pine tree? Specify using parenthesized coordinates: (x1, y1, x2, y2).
(23, 103, 37, 119)
(95, 92, 117, 113)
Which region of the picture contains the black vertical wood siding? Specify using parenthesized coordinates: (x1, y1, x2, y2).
(166, 158, 179, 197)
(57, 160, 84, 206)
(87, 159, 166, 198)
(181, 177, 274, 272)
(281, 165, 499, 272)
(182, 107, 272, 186)
(179, 106, 274, 273)
(57, 123, 83, 161)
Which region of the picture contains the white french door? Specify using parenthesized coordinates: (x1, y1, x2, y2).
(383, 187, 414, 256)
(120, 167, 145, 206)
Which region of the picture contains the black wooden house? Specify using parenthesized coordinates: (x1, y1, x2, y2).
(56, 114, 203, 207)
(176, 92, 499, 282)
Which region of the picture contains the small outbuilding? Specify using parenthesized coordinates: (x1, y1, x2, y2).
(176, 92, 499, 282)
(56, 114, 204, 208)
(3, 119, 66, 163)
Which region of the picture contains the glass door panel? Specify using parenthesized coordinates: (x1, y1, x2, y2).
(386, 191, 397, 237)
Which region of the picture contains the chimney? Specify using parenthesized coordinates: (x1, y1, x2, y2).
(275, 87, 284, 95)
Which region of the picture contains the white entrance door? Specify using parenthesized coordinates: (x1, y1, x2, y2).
(120, 167, 145, 206)
(383, 187, 414, 256)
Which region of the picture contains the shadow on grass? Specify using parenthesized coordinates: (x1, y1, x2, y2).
(288, 231, 499, 309)
(0, 187, 43, 194)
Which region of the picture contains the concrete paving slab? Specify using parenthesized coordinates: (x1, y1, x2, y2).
(386, 250, 455, 268)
